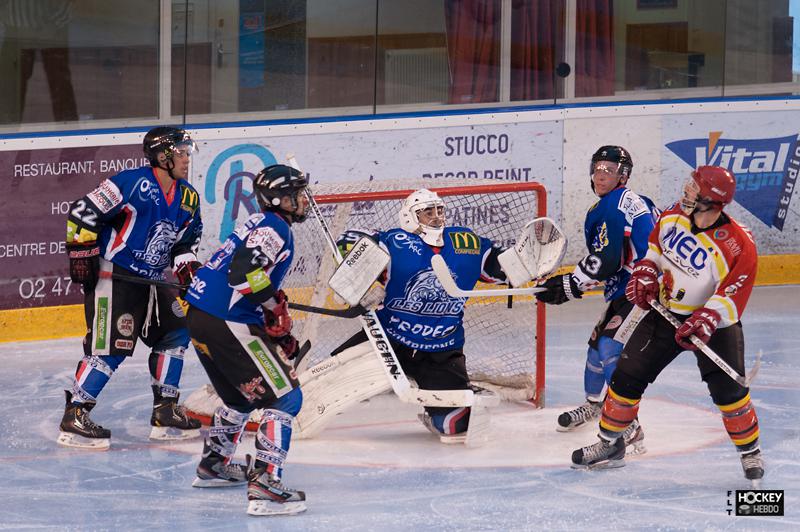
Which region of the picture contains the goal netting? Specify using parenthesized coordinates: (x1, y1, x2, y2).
(184, 179, 548, 427)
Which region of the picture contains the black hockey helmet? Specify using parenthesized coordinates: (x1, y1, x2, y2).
(590, 145, 633, 179)
(253, 164, 309, 222)
(143, 126, 197, 167)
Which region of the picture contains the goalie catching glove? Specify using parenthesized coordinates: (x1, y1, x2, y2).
(497, 217, 567, 287)
(535, 274, 583, 305)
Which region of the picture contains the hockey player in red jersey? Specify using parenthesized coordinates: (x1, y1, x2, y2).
(571, 165, 764, 483)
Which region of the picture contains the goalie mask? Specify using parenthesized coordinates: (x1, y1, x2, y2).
(253, 164, 310, 223)
(680, 165, 736, 215)
(590, 145, 633, 197)
(399, 189, 446, 246)
(143, 126, 197, 178)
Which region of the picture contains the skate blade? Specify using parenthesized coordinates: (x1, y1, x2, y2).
(247, 500, 307, 516)
(149, 426, 201, 441)
(192, 476, 247, 488)
(57, 431, 110, 450)
(750, 478, 763, 489)
(571, 458, 626, 471)
(439, 434, 467, 444)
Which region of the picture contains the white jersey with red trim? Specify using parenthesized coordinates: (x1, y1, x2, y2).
(644, 203, 757, 327)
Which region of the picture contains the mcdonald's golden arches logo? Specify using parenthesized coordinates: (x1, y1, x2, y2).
(449, 231, 481, 254)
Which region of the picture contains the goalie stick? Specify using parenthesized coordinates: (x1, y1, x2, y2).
(431, 254, 546, 298)
(110, 272, 365, 318)
(287, 154, 474, 407)
(649, 299, 761, 387)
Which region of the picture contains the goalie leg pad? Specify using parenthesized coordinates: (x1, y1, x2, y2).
(294, 341, 391, 439)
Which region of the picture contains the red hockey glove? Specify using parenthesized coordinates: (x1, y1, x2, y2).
(174, 260, 202, 296)
(264, 290, 292, 337)
(675, 307, 720, 351)
(67, 243, 100, 290)
(625, 259, 659, 310)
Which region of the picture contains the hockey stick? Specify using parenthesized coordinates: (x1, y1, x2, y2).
(287, 154, 474, 407)
(110, 272, 364, 318)
(649, 300, 761, 387)
(431, 254, 546, 298)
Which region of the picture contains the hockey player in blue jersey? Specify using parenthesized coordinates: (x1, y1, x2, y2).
(332, 189, 528, 440)
(535, 146, 658, 450)
(183, 164, 309, 516)
(58, 126, 203, 450)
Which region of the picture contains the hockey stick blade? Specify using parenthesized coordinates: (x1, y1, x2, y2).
(292, 340, 312, 370)
(650, 300, 757, 387)
(431, 254, 545, 298)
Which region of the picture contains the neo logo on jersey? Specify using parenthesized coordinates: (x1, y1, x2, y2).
(665, 131, 799, 231)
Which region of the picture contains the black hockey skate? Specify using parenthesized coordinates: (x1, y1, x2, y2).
(621, 418, 646, 455)
(740, 449, 764, 487)
(571, 436, 625, 470)
(192, 442, 247, 488)
(556, 400, 602, 432)
(149, 386, 201, 441)
(246, 456, 307, 516)
(57, 390, 111, 450)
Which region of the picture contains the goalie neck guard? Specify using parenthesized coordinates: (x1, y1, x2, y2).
(399, 189, 446, 246)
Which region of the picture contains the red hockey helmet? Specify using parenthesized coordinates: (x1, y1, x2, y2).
(681, 165, 736, 213)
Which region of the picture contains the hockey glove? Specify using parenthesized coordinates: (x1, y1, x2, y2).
(275, 334, 300, 360)
(174, 260, 202, 296)
(675, 307, 720, 351)
(625, 259, 659, 310)
(67, 242, 100, 291)
(264, 290, 293, 337)
(535, 274, 582, 305)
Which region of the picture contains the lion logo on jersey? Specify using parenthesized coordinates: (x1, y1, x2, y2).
(387, 269, 464, 316)
(133, 220, 179, 268)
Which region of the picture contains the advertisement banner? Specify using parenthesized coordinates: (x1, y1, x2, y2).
(0, 145, 143, 310)
(662, 111, 800, 254)
(193, 121, 564, 256)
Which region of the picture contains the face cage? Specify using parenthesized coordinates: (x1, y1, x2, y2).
(414, 202, 446, 230)
(680, 178, 721, 214)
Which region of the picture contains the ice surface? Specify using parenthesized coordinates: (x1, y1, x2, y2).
(0, 286, 797, 530)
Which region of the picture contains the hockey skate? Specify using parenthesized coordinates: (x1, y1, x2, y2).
(57, 391, 111, 450)
(192, 443, 248, 488)
(571, 436, 625, 470)
(418, 412, 466, 444)
(556, 400, 602, 432)
(621, 418, 646, 455)
(149, 386, 201, 441)
(246, 456, 307, 516)
(740, 449, 764, 487)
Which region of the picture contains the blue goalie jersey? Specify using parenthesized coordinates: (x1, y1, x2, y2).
(374, 227, 499, 352)
(67, 166, 202, 280)
(574, 187, 659, 301)
(185, 212, 295, 325)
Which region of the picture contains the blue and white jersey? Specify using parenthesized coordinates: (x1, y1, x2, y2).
(185, 211, 294, 325)
(573, 186, 659, 301)
(66, 166, 202, 280)
(375, 227, 500, 352)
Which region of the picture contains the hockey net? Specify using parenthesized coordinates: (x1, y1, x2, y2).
(184, 180, 548, 426)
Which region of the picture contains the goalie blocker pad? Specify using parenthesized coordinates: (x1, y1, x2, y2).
(498, 217, 567, 287)
(328, 237, 390, 307)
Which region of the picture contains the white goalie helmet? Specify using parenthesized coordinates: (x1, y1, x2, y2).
(399, 188, 446, 246)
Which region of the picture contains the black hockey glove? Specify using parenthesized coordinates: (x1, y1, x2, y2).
(535, 274, 583, 305)
(174, 260, 202, 297)
(275, 334, 300, 360)
(67, 242, 100, 291)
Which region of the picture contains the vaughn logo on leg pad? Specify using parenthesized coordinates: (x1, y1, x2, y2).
(727, 490, 784, 516)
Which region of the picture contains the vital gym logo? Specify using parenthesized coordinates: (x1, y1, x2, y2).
(727, 489, 784, 516)
(666, 131, 799, 230)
